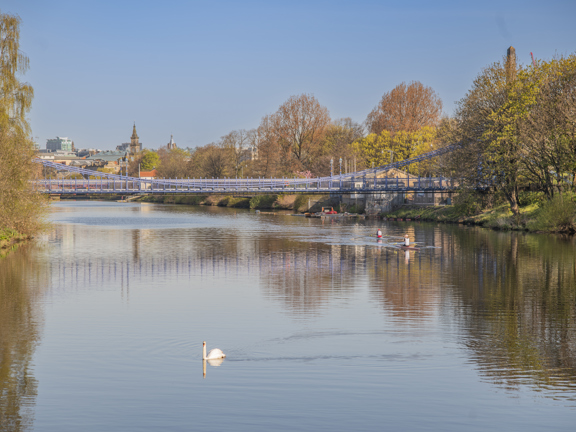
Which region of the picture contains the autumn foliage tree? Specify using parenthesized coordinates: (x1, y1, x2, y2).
(270, 94, 330, 173)
(366, 81, 443, 135)
(189, 144, 232, 178)
(156, 147, 190, 178)
(354, 126, 438, 175)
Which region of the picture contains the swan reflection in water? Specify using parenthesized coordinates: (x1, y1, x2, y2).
(203, 358, 225, 378)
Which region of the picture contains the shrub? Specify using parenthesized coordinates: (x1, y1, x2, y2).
(530, 193, 576, 233)
(218, 196, 231, 206)
(486, 216, 512, 230)
(518, 191, 545, 207)
(227, 197, 250, 208)
(249, 194, 278, 209)
(0, 229, 19, 241)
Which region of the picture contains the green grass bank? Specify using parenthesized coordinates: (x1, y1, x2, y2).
(384, 192, 576, 234)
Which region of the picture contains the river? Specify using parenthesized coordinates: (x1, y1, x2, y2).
(1, 201, 575, 431)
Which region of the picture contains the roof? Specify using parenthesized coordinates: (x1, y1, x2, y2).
(139, 169, 157, 178)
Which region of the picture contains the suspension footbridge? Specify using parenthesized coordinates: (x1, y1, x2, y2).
(34, 145, 458, 195)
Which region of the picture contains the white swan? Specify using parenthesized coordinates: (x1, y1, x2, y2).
(203, 341, 226, 360)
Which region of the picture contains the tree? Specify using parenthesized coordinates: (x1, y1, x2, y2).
(0, 11, 46, 235)
(202, 144, 230, 178)
(128, 149, 160, 177)
(518, 55, 576, 196)
(186, 143, 231, 178)
(451, 49, 525, 214)
(270, 94, 330, 173)
(128, 149, 159, 176)
(0, 12, 32, 133)
(354, 126, 438, 175)
(366, 81, 442, 135)
(141, 150, 160, 171)
(251, 114, 282, 178)
(156, 147, 190, 178)
(310, 118, 364, 176)
(221, 129, 250, 177)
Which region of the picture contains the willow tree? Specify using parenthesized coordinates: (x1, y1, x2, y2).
(0, 11, 46, 236)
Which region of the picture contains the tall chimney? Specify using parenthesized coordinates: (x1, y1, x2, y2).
(506, 46, 517, 83)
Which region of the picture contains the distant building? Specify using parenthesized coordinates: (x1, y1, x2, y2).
(36, 151, 82, 166)
(86, 150, 127, 163)
(116, 142, 130, 152)
(116, 123, 142, 154)
(46, 136, 74, 152)
(76, 148, 101, 158)
(167, 135, 177, 150)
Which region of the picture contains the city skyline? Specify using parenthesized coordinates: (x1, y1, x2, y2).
(4, 0, 576, 150)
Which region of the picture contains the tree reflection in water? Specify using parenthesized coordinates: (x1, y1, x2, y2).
(445, 229, 576, 401)
(368, 225, 576, 401)
(0, 247, 46, 431)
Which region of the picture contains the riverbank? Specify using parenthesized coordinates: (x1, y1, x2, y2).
(384, 195, 576, 234)
(136, 193, 338, 212)
(60, 193, 338, 213)
(0, 229, 30, 258)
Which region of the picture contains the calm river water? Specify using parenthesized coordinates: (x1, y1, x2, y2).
(1, 201, 576, 431)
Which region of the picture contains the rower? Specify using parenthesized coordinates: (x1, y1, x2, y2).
(376, 228, 383, 238)
(404, 234, 410, 246)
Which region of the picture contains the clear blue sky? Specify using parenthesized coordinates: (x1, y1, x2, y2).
(4, 0, 576, 150)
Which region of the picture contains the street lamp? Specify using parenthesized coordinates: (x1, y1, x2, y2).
(382, 149, 394, 164)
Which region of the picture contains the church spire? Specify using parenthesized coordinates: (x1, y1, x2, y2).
(129, 122, 141, 154)
(131, 122, 139, 140)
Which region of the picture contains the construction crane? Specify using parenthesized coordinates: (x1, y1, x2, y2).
(530, 52, 537, 67)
